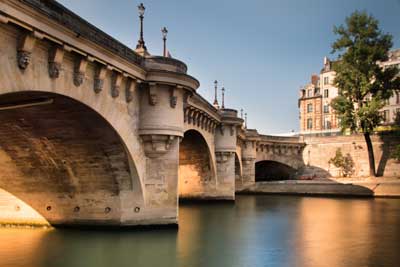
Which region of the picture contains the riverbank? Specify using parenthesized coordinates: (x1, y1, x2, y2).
(237, 177, 400, 197)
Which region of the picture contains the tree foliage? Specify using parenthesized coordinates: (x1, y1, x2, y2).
(392, 144, 400, 161)
(329, 149, 355, 177)
(331, 11, 400, 133)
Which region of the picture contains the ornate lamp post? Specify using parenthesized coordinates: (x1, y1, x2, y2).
(221, 87, 225, 109)
(136, 3, 147, 51)
(161, 27, 168, 57)
(213, 80, 219, 108)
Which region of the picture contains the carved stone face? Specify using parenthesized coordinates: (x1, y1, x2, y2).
(170, 95, 177, 108)
(112, 86, 120, 98)
(17, 51, 30, 70)
(74, 72, 84, 87)
(93, 79, 104, 93)
(48, 62, 61, 78)
(126, 89, 134, 103)
(149, 93, 157, 105)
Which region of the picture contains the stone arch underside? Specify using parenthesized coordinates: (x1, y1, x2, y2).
(255, 160, 298, 181)
(235, 153, 242, 181)
(0, 92, 142, 226)
(178, 129, 216, 199)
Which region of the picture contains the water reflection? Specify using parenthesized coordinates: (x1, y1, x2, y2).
(0, 196, 399, 267)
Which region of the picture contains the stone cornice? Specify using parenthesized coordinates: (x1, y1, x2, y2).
(17, 0, 143, 66)
(1, 0, 147, 80)
(187, 93, 221, 121)
(259, 134, 304, 145)
(145, 70, 200, 92)
(144, 56, 187, 74)
(218, 108, 243, 126)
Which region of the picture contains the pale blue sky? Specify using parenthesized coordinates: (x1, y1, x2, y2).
(59, 0, 400, 134)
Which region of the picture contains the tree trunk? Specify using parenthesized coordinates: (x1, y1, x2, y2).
(364, 133, 376, 177)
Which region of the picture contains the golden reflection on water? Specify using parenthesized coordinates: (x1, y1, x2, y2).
(0, 227, 53, 267)
(0, 196, 399, 267)
(295, 197, 400, 267)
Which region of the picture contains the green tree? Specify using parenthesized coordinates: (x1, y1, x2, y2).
(330, 11, 400, 177)
(329, 149, 355, 177)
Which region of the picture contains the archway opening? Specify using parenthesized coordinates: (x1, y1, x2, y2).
(178, 130, 213, 199)
(255, 160, 297, 181)
(234, 153, 242, 182)
(0, 91, 138, 226)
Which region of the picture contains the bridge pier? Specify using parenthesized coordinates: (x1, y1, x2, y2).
(214, 109, 243, 200)
(237, 130, 258, 190)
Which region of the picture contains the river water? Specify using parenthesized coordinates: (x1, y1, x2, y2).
(1, 195, 400, 267)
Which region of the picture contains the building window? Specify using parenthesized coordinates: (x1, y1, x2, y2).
(382, 110, 390, 123)
(307, 103, 313, 113)
(307, 118, 313, 129)
(324, 77, 329, 85)
(324, 89, 329, 98)
(396, 92, 399, 104)
(307, 89, 312, 97)
(323, 104, 329, 113)
(324, 118, 331, 130)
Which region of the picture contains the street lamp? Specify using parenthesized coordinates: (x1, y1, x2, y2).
(221, 87, 225, 109)
(136, 3, 147, 50)
(213, 80, 219, 108)
(161, 27, 168, 57)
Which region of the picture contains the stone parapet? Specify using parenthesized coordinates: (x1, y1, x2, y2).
(144, 56, 187, 74)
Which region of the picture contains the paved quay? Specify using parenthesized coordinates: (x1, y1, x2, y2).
(237, 177, 400, 197)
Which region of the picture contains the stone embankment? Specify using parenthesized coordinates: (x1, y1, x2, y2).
(238, 177, 400, 197)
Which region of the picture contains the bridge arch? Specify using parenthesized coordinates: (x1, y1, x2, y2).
(235, 152, 243, 181)
(178, 129, 216, 199)
(0, 91, 143, 226)
(255, 160, 297, 181)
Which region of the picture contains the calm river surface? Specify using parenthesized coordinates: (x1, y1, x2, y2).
(1, 195, 400, 267)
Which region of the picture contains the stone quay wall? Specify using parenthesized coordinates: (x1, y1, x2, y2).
(301, 133, 400, 178)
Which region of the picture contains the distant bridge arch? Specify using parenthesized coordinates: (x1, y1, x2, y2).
(255, 160, 297, 181)
(179, 129, 217, 199)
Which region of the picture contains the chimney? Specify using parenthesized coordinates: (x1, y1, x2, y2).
(323, 56, 328, 65)
(311, 74, 319, 86)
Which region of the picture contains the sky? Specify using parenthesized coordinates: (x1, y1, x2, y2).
(58, 0, 400, 134)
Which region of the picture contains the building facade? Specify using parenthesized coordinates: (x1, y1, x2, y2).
(299, 50, 400, 135)
(379, 49, 400, 125)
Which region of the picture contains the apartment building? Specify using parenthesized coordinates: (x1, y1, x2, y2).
(299, 49, 400, 135)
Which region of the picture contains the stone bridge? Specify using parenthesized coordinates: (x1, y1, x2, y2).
(0, 0, 304, 227)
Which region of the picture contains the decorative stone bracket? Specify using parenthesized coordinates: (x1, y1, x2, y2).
(111, 72, 122, 98)
(125, 78, 137, 103)
(244, 140, 257, 149)
(215, 151, 234, 163)
(94, 65, 107, 93)
(219, 125, 225, 136)
(48, 46, 64, 79)
(148, 83, 157, 105)
(141, 134, 177, 158)
(73, 57, 88, 87)
(230, 125, 235, 136)
(242, 157, 256, 166)
(17, 33, 37, 70)
(218, 124, 236, 136)
(170, 86, 179, 108)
